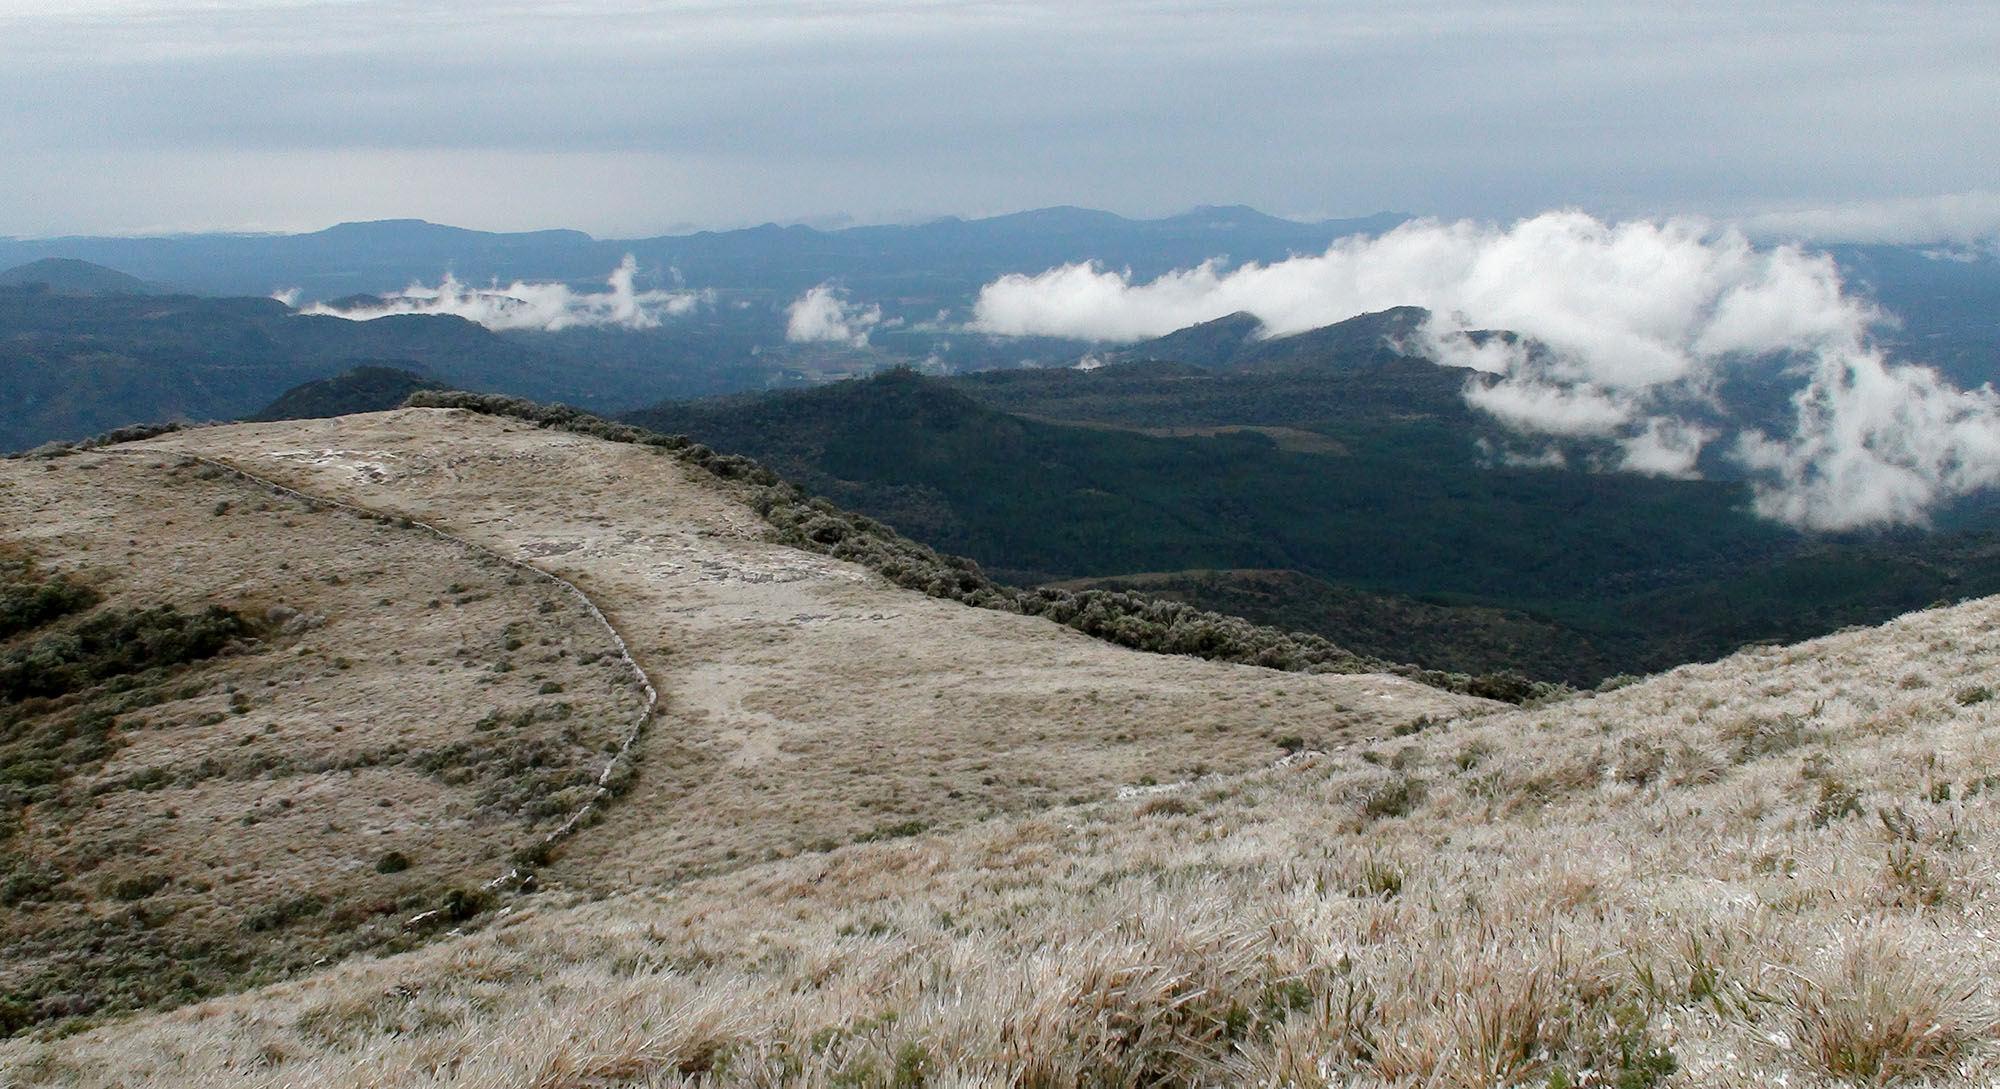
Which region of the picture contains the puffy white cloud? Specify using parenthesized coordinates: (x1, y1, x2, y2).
(968, 211, 2000, 529)
(301, 255, 708, 331)
(785, 283, 882, 347)
(1461, 380, 1631, 438)
(1735, 355, 2000, 530)
(1619, 417, 1714, 479)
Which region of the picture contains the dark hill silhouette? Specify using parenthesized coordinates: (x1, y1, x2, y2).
(0, 258, 171, 295)
(248, 364, 445, 422)
(1111, 307, 1431, 372)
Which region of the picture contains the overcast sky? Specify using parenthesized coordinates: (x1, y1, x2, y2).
(2, 0, 1997, 239)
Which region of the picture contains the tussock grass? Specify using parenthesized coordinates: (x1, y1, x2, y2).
(11, 594, 2000, 1085)
(1780, 927, 1996, 1085)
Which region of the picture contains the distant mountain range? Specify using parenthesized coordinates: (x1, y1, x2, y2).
(6, 206, 2000, 686)
(0, 285, 562, 450)
(0, 206, 1408, 303)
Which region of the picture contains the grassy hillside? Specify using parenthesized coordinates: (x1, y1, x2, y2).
(0, 451, 650, 1033)
(11, 563, 2000, 1086)
(0, 407, 1502, 1040)
(4, 408, 1999, 1086)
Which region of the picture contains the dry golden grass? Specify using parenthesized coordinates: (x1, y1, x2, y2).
(6, 411, 2000, 1086)
(13, 587, 2000, 1086)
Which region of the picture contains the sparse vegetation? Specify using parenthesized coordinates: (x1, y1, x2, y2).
(0, 602, 252, 702)
(14, 586, 2000, 1085)
(0, 447, 648, 1039)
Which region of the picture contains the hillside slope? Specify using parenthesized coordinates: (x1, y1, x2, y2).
(0, 438, 651, 1029)
(634, 369, 2000, 685)
(0, 260, 170, 295)
(134, 410, 1487, 886)
(0, 408, 1489, 1037)
(3, 409, 1999, 1086)
(1, 507, 1996, 1082)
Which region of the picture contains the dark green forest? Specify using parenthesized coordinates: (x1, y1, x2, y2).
(631, 367, 2000, 684)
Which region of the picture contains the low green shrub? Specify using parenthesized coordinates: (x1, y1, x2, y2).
(0, 603, 253, 702)
(0, 558, 101, 641)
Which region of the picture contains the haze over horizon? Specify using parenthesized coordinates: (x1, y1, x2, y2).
(3, 1, 1998, 243)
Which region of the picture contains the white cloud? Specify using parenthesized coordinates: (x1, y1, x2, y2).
(1462, 380, 1630, 437)
(785, 283, 881, 347)
(1619, 417, 1714, 479)
(968, 211, 2000, 529)
(301, 255, 708, 331)
(1735, 356, 2000, 530)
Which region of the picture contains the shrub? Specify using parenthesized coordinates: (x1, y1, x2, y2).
(1785, 936, 1994, 1084)
(374, 851, 411, 874)
(442, 887, 493, 922)
(855, 819, 928, 843)
(1360, 776, 1423, 821)
(0, 558, 101, 640)
(111, 873, 170, 901)
(244, 893, 326, 932)
(0, 603, 254, 702)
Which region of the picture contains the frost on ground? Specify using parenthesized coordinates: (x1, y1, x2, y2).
(4, 409, 1997, 1087)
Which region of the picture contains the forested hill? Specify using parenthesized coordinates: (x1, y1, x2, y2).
(628, 365, 2000, 684)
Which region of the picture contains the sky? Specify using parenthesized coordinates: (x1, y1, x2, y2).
(2, 0, 1998, 240)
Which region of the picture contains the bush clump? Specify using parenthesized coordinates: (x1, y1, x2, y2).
(0, 603, 253, 703)
(0, 558, 102, 641)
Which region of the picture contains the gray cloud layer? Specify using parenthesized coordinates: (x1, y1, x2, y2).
(2, 2, 1997, 235)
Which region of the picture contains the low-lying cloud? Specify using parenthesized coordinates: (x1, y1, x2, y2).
(1740, 191, 2000, 247)
(300, 256, 709, 331)
(786, 283, 882, 347)
(969, 212, 2000, 530)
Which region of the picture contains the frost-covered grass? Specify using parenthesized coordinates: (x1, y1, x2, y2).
(10, 595, 2000, 1087)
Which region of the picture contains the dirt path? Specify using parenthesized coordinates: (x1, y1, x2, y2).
(158, 451, 661, 875)
(147, 409, 1501, 888)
